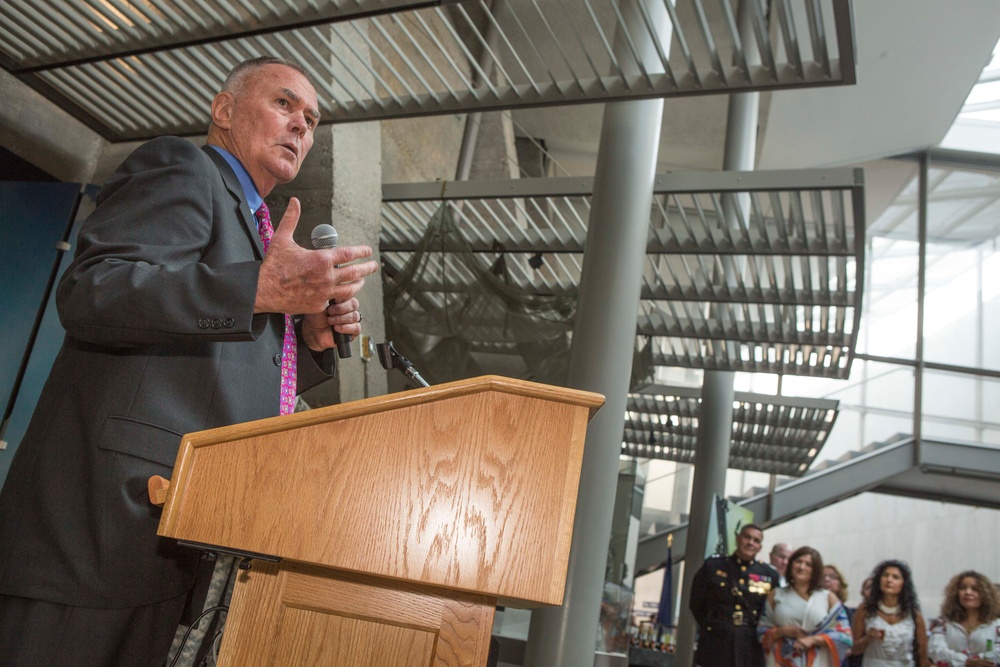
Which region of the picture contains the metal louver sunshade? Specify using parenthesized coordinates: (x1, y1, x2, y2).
(381, 167, 865, 379)
(623, 385, 838, 475)
(1, 0, 856, 141)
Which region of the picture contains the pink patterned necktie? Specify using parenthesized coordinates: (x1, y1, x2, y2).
(255, 202, 297, 415)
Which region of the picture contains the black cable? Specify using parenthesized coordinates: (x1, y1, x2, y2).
(196, 628, 227, 667)
(167, 605, 229, 667)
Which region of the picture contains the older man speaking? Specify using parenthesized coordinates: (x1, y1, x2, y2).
(0, 57, 378, 666)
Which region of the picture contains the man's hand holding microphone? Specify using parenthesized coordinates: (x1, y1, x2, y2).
(253, 197, 378, 353)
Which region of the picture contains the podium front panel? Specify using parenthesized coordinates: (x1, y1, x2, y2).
(159, 378, 602, 606)
(217, 561, 494, 666)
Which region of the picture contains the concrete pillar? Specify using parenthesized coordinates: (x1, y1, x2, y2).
(523, 0, 670, 664)
(272, 24, 387, 406)
(673, 1, 760, 663)
(672, 464, 693, 520)
(454, 0, 511, 183)
(282, 121, 387, 406)
(0, 69, 105, 184)
(673, 371, 737, 667)
(464, 110, 520, 181)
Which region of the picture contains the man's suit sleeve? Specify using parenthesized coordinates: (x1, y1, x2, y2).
(57, 137, 262, 347)
(296, 322, 337, 389)
(689, 558, 710, 627)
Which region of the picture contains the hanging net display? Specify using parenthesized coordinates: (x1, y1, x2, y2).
(383, 202, 573, 385)
(383, 202, 655, 389)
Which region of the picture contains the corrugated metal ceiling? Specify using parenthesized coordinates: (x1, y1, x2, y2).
(0, 0, 856, 141)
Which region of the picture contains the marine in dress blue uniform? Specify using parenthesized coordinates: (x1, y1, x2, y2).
(689, 524, 779, 667)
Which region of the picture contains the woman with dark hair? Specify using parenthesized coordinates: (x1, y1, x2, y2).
(758, 546, 853, 667)
(928, 570, 1000, 667)
(852, 560, 929, 667)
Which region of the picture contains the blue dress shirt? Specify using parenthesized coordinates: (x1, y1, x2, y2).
(208, 144, 263, 219)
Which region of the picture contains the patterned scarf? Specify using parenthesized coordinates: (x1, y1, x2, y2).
(758, 597, 854, 667)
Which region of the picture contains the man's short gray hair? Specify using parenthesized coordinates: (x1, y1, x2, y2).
(220, 57, 309, 99)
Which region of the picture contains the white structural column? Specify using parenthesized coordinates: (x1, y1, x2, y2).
(673, 1, 761, 664)
(523, 0, 671, 664)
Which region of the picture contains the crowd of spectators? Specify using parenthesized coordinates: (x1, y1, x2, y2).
(688, 526, 999, 667)
(758, 546, 999, 666)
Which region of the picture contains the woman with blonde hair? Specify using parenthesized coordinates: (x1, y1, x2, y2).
(928, 570, 1000, 667)
(823, 565, 854, 666)
(824, 565, 849, 604)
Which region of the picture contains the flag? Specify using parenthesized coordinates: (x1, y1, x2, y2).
(655, 535, 673, 627)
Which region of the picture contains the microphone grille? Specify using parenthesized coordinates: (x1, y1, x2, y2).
(310, 224, 339, 249)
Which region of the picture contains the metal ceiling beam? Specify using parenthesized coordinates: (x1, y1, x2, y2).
(893, 148, 1000, 173)
(380, 168, 865, 379)
(382, 168, 864, 200)
(381, 169, 864, 256)
(629, 383, 840, 409)
(377, 274, 857, 306)
(621, 385, 838, 476)
(1, 0, 859, 141)
(2, 0, 464, 72)
(379, 224, 860, 255)
(650, 346, 852, 378)
(636, 312, 854, 347)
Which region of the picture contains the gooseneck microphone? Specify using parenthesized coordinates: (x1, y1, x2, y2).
(310, 224, 352, 359)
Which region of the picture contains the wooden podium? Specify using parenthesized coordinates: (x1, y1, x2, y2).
(156, 375, 604, 666)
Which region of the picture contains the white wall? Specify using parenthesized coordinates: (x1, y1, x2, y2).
(632, 492, 1000, 627)
(760, 493, 1000, 615)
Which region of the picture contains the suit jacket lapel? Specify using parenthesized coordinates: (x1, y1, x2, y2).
(202, 145, 265, 260)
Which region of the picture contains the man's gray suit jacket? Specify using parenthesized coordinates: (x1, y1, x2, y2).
(0, 137, 335, 609)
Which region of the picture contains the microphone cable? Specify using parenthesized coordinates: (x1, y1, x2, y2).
(167, 604, 229, 667)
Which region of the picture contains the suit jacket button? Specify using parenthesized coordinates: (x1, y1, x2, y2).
(224, 318, 235, 328)
(211, 318, 223, 329)
(198, 318, 210, 329)
(273, 354, 282, 366)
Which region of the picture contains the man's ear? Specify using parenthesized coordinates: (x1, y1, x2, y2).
(211, 92, 235, 129)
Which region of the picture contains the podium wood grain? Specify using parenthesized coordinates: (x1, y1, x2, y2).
(157, 376, 603, 665)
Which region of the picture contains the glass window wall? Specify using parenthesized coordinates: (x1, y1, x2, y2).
(628, 153, 1000, 632)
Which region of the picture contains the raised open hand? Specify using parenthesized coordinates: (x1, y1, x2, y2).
(254, 198, 378, 316)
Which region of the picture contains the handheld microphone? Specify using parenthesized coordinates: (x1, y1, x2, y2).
(310, 224, 352, 359)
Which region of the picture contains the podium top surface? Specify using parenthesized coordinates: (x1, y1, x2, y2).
(174, 375, 603, 448)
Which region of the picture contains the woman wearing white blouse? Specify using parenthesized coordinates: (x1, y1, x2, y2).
(758, 547, 853, 667)
(928, 571, 1000, 667)
(851, 560, 929, 667)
